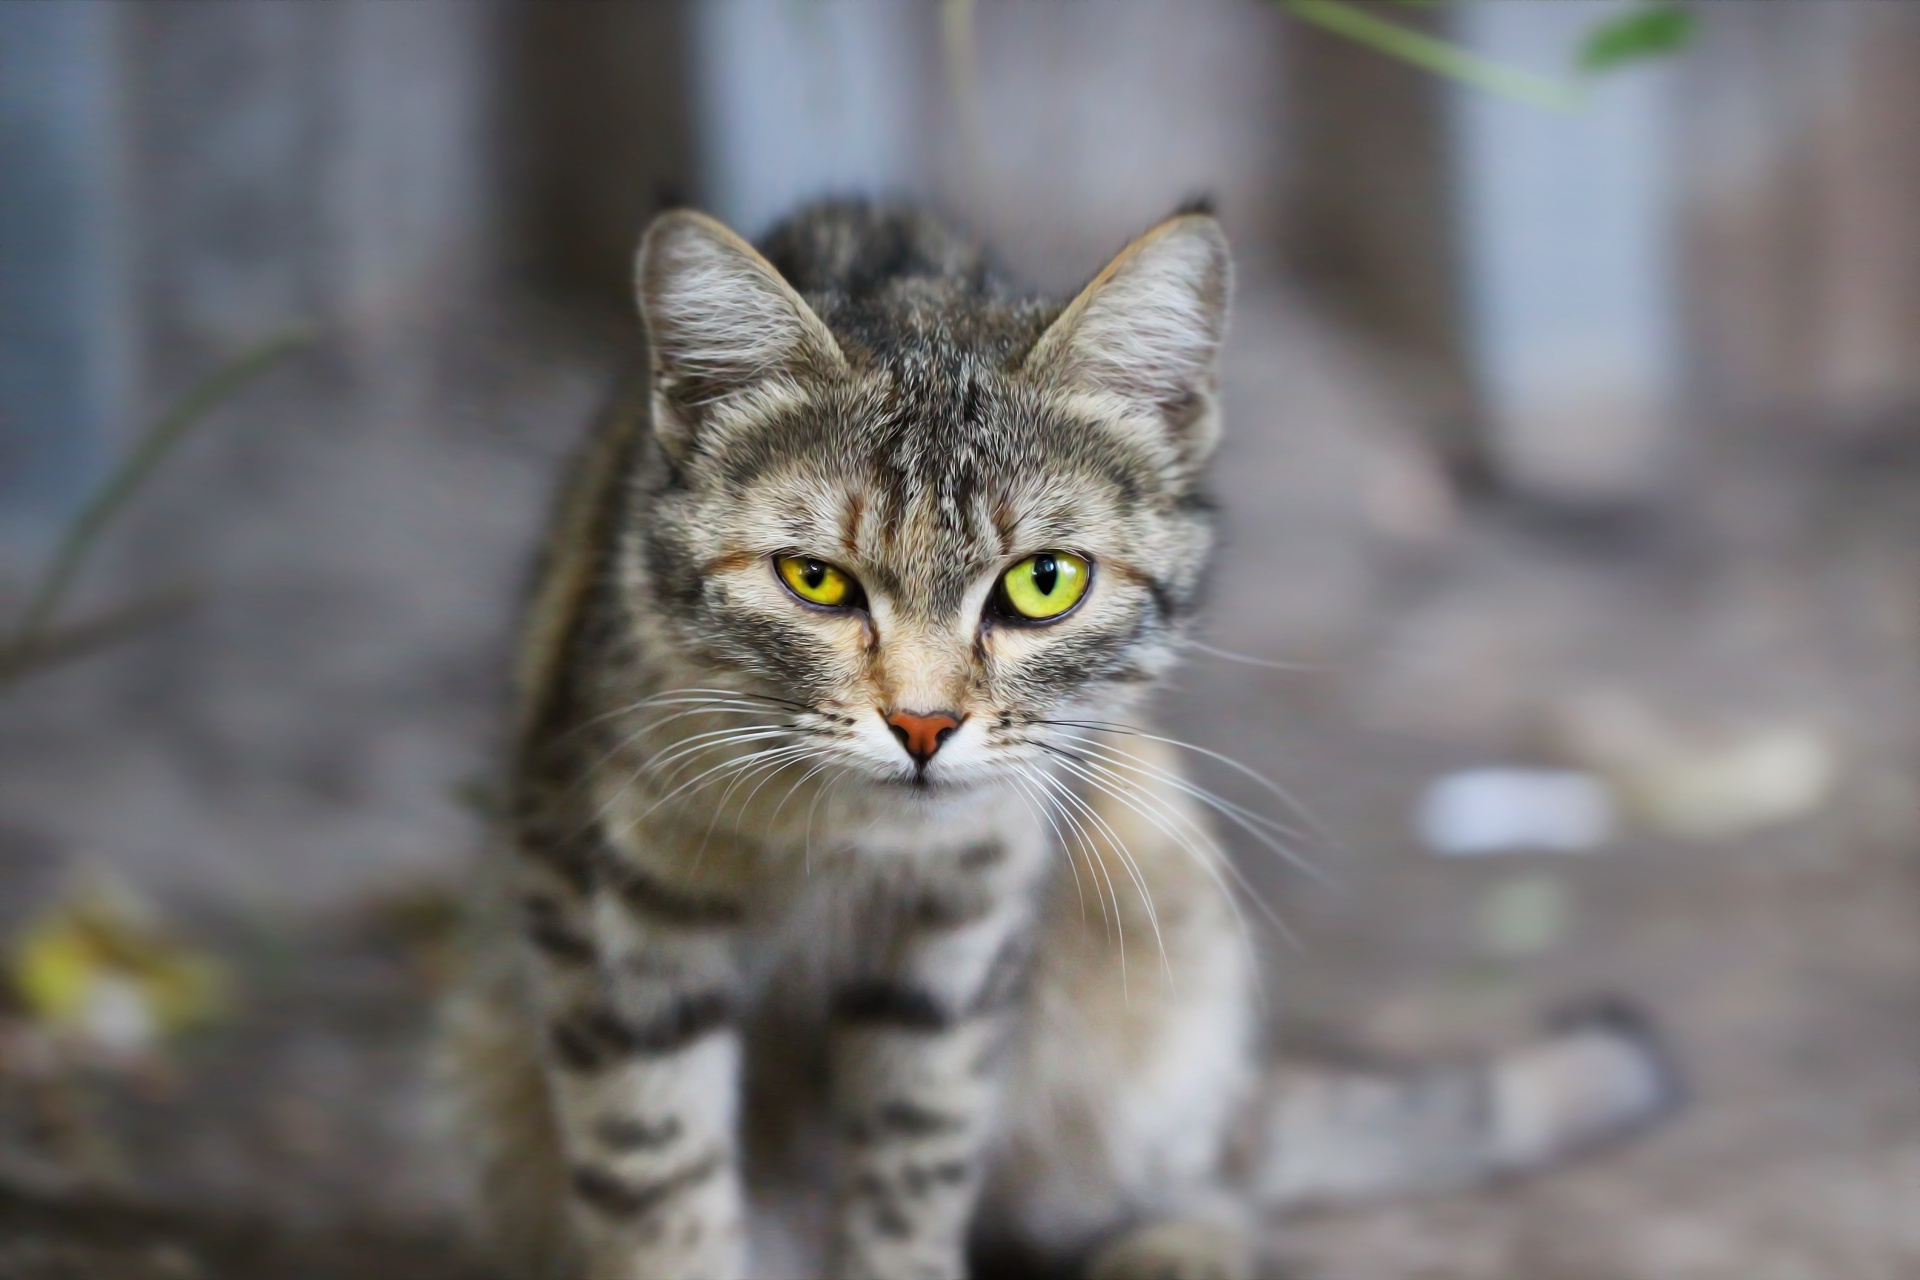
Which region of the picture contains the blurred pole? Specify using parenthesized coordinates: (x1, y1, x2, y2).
(1446, 3, 1682, 510)
(0, 3, 130, 558)
(507, 2, 698, 311)
(689, 0, 927, 238)
(1279, 2, 1481, 481)
(1683, 4, 1920, 440)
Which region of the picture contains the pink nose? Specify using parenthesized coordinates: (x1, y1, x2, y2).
(885, 710, 961, 765)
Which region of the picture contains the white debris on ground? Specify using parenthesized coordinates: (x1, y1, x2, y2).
(1417, 768, 1616, 856)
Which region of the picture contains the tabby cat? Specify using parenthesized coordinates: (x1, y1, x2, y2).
(443, 200, 1676, 1280)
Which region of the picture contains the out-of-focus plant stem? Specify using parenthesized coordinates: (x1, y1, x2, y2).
(5, 329, 312, 666)
(1280, 0, 1583, 112)
(0, 590, 195, 690)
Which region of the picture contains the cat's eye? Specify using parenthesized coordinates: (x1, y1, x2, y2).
(996, 552, 1091, 622)
(774, 554, 861, 609)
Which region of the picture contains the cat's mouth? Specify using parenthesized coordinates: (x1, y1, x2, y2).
(874, 767, 970, 796)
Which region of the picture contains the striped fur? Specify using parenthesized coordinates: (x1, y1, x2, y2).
(442, 200, 1678, 1280)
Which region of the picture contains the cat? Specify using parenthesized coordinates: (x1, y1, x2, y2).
(441, 199, 1678, 1280)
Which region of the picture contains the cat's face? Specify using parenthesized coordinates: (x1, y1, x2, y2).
(626, 210, 1230, 795)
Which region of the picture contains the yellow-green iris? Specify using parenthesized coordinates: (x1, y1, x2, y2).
(1000, 552, 1090, 620)
(776, 554, 857, 607)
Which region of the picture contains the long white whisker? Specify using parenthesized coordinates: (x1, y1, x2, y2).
(688, 746, 823, 876)
(1032, 763, 1120, 953)
(695, 744, 819, 857)
(577, 706, 787, 801)
(616, 736, 796, 822)
(567, 688, 803, 737)
(1176, 638, 1324, 672)
(634, 727, 796, 787)
(1046, 744, 1296, 961)
(635, 740, 804, 822)
(1052, 734, 1328, 884)
(1039, 719, 1334, 848)
(1008, 769, 1090, 928)
(1043, 756, 1225, 989)
(1053, 732, 1308, 842)
(1043, 764, 1166, 990)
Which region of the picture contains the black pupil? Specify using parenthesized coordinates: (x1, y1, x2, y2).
(1031, 555, 1058, 596)
(802, 561, 827, 590)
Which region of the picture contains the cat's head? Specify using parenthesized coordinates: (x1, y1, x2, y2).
(626, 206, 1230, 794)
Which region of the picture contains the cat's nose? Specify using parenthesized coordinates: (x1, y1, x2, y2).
(885, 709, 961, 765)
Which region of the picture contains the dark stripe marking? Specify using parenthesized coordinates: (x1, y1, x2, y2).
(550, 993, 736, 1073)
(594, 1114, 683, 1152)
(842, 1100, 969, 1146)
(551, 1019, 603, 1073)
(969, 930, 1035, 1016)
(601, 855, 745, 927)
(957, 840, 1004, 871)
(911, 889, 995, 930)
(832, 983, 953, 1032)
(901, 1160, 972, 1197)
(877, 1100, 967, 1138)
(570, 1151, 723, 1221)
(523, 898, 596, 966)
(849, 1172, 915, 1239)
(517, 833, 594, 897)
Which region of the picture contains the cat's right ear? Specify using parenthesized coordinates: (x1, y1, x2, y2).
(635, 210, 846, 458)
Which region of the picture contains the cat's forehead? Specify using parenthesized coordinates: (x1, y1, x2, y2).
(698, 368, 1147, 617)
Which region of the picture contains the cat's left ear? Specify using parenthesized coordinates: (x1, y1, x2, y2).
(1024, 212, 1232, 468)
(636, 209, 847, 459)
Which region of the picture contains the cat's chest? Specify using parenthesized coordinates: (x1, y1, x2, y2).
(729, 802, 1052, 993)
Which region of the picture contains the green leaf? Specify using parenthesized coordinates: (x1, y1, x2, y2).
(1281, 0, 1583, 113)
(1579, 3, 1697, 74)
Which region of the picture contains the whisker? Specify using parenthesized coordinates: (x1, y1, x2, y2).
(1175, 638, 1324, 672)
(1035, 719, 1334, 849)
(563, 688, 803, 739)
(1048, 733, 1327, 884)
(765, 752, 849, 874)
(626, 729, 798, 805)
(1008, 769, 1091, 929)
(633, 739, 804, 822)
(695, 744, 819, 859)
(1028, 763, 1120, 953)
(574, 702, 787, 801)
(1053, 732, 1307, 841)
(1038, 760, 1167, 989)
(733, 745, 834, 841)
(1043, 751, 1254, 985)
(1042, 744, 1297, 959)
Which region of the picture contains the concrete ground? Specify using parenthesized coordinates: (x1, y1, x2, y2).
(1, 281, 1917, 1277)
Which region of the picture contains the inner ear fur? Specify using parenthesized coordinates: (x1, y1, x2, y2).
(1023, 212, 1233, 465)
(634, 209, 846, 456)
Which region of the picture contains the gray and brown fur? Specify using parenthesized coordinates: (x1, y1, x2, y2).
(442, 200, 1678, 1280)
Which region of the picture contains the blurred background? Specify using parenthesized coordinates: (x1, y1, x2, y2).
(3, 2, 1920, 1276)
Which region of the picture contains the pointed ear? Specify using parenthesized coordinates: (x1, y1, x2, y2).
(1023, 213, 1233, 466)
(635, 210, 846, 457)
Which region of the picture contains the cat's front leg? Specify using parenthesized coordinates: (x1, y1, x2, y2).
(521, 831, 750, 1280)
(828, 876, 1034, 1280)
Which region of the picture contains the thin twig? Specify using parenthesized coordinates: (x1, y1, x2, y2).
(8, 328, 314, 653)
(0, 590, 195, 690)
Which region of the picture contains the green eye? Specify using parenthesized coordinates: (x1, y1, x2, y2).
(999, 552, 1090, 621)
(776, 554, 859, 608)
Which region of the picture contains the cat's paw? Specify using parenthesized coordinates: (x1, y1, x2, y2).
(1085, 1220, 1256, 1280)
